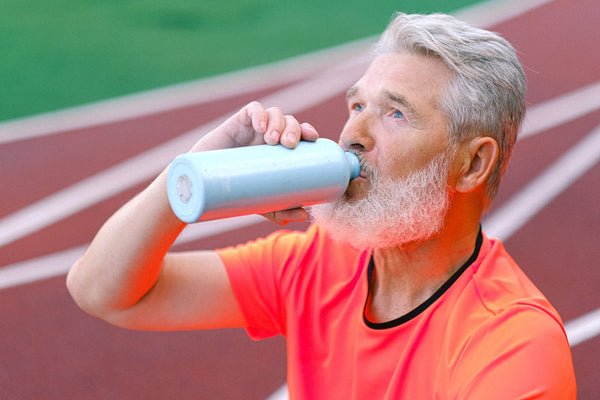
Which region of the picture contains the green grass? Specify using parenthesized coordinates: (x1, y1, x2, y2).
(0, 0, 482, 121)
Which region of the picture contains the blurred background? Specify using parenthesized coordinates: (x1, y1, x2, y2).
(0, 0, 477, 122)
(2, 0, 598, 399)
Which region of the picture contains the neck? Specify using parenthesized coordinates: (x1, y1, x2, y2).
(366, 201, 481, 323)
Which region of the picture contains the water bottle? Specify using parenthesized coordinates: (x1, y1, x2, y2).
(166, 138, 360, 223)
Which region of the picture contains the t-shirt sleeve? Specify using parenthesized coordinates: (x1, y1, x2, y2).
(216, 227, 315, 340)
(453, 305, 577, 399)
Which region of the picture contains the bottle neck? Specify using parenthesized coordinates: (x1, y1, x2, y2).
(345, 152, 361, 180)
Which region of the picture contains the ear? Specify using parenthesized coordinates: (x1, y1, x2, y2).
(455, 136, 499, 194)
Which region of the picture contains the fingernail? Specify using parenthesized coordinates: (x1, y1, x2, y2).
(269, 130, 280, 143)
(286, 132, 297, 144)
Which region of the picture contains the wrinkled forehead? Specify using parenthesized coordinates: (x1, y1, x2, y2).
(348, 53, 453, 112)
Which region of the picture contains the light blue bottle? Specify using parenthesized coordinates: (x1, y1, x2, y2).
(166, 138, 360, 223)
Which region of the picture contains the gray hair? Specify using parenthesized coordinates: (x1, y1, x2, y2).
(374, 12, 526, 204)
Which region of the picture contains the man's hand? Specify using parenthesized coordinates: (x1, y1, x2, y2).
(191, 101, 319, 152)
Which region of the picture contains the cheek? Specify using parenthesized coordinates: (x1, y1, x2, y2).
(373, 141, 412, 180)
(378, 145, 440, 180)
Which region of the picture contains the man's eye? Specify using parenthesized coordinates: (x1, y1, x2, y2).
(393, 110, 404, 119)
(352, 103, 364, 112)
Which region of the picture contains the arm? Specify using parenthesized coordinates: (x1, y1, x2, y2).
(66, 101, 318, 331)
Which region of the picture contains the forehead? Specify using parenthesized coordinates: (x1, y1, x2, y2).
(349, 52, 453, 109)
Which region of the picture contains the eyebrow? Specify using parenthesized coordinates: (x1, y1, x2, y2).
(383, 89, 419, 118)
(345, 85, 359, 101)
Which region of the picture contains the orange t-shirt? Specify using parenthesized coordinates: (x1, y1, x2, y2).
(217, 224, 576, 399)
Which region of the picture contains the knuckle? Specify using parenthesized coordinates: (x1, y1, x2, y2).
(247, 100, 261, 108)
(267, 106, 283, 114)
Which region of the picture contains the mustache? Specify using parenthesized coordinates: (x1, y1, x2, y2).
(349, 151, 378, 181)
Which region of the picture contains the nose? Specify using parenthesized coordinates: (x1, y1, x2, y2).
(339, 111, 375, 154)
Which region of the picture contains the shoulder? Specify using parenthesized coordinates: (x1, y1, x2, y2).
(469, 233, 562, 321)
(457, 233, 569, 350)
(446, 233, 576, 398)
(450, 304, 576, 399)
(217, 223, 366, 291)
(217, 223, 360, 267)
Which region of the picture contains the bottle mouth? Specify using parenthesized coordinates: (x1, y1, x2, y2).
(345, 152, 361, 180)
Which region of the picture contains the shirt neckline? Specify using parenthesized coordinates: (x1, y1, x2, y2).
(363, 227, 483, 330)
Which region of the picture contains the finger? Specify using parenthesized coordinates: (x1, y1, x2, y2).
(244, 101, 268, 134)
(264, 107, 286, 145)
(300, 122, 319, 142)
(280, 115, 302, 148)
(262, 208, 308, 226)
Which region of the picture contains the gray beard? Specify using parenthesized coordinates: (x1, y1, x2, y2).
(308, 149, 455, 250)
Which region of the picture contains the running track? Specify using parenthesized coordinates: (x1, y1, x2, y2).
(1, 0, 599, 398)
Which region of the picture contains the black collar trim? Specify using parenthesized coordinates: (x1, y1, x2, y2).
(363, 227, 483, 330)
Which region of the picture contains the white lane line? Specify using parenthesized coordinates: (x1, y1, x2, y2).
(0, 0, 561, 146)
(0, 245, 86, 290)
(454, 0, 555, 28)
(520, 80, 600, 140)
(0, 37, 374, 145)
(0, 56, 368, 249)
(0, 215, 265, 290)
(565, 308, 600, 347)
(264, 383, 290, 400)
(482, 124, 600, 241)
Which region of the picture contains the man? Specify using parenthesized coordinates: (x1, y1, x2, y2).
(67, 12, 576, 399)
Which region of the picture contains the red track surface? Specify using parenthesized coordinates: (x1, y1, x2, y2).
(1, 0, 599, 398)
